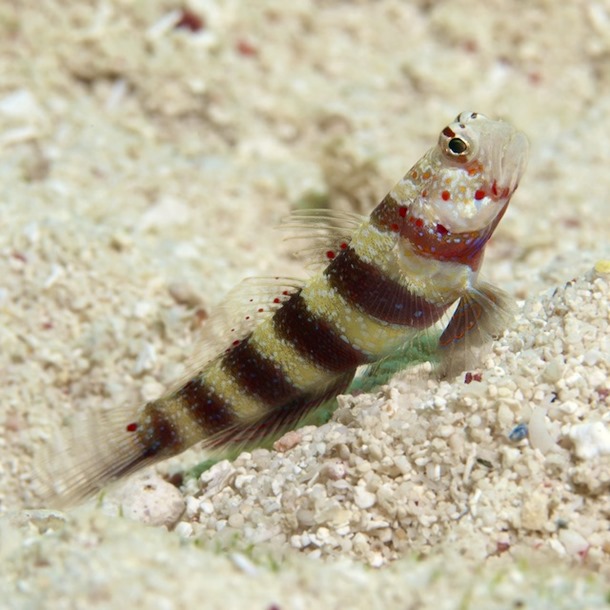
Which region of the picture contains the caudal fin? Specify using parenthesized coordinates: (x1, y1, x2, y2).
(34, 405, 155, 508)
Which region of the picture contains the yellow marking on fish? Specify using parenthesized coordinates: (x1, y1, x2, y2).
(202, 359, 268, 420)
(302, 274, 416, 357)
(143, 395, 203, 448)
(397, 241, 471, 301)
(249, 319, 334, 390)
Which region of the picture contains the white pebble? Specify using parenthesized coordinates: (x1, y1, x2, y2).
(102, 472, 185, 528)
(185, 496, 199, 519)
(558, 529, 589, 556)
(175, 521, 193, 538)
(0, 89, 42, 119)
(320, 461, 347, 480)
(353, 487, 376, 509)
(133, 342, 157, 375)
(393, 455, 411, 475)
(199, 500, 215, 515)
(529, 406, 557, 454)
(542, 357, 564, 383)
(228, 513, 245, 528)
(234, 474, 255, 490)
(230, 552, 258, 576)
(569, 422, 610, 459)
(583, 350, 601, 366)
(133, 300, 154, 319)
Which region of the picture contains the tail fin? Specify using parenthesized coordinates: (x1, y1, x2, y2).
(34, 405, 156, 509)
(34, 371, 356, 508)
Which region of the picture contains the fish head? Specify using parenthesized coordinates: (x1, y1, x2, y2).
(411, 111, 528, 234)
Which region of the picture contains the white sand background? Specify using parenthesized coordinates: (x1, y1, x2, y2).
(1, 1, 609, 608)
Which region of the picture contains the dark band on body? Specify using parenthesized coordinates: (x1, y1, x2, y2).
(139, 402, 185, 458)
(272, 292, 369, 372)
(212, 370, 355, 448)
(222, 335, 299, 408)
(369, 193, 506, 271)
(177, 377, 237, 433)
(325, 246, 448, 328)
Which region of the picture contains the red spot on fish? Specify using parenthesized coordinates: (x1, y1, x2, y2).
(442, 127, 455, 139)
(258, 308, 264, 312)
(436, 223, 449, 235)
(282, 290, 290, 295)
(474, 189, 486, 200)
(441, 190, 450, 201)
(398, 206, 408, 218)
(390, 223, 399, 232)
(491, 181, 498, 197)
(340, 242, 348, 250)
(473, 372, 483, 382)
(245, 316, 250, 320)
(415, 218, 424, 228)
(464, 372, 473, 384)
(126, 422, 138, 433)
(176, 8, 205, 32)
(273, 297, 281, 303)
(232, 339, 240, 346)
(326, 250, 336, 259)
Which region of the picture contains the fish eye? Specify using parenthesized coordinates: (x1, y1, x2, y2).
(447, 137, 468, 156)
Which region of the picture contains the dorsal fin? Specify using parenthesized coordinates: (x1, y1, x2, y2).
(279, 208, 366, 267)
(170, 276, 304, 392)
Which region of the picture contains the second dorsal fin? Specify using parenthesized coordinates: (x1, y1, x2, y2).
(171, 276, 305, 391)
(279, 208, 366, 267)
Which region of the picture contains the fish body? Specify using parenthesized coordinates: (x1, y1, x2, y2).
(39, 112, 528, 505)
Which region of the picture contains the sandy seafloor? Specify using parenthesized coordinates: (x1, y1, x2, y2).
(1, 0, 610, 608)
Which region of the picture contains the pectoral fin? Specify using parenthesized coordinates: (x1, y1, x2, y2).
(439, 281, 515, 375)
